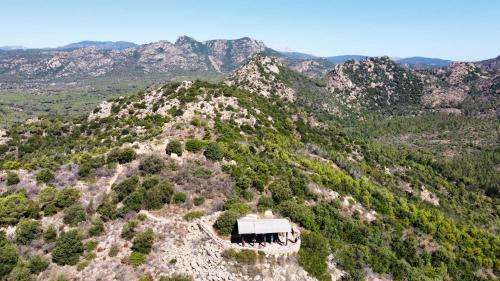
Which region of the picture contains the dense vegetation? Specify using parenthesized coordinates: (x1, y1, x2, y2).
(0, 74, 497, 281)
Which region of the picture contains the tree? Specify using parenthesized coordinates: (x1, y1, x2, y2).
(139, 155, 165, 174)
(6, 172, 20, 186)
(131, 228, 155, 254)
(204, 142, 224, 161)
(36, 169, 55, 184)
(15, 219, 41, 245)
(165, 140, 183, 156)
(52, 230, 84, 266)
(88, 217, 105, 236)
(63, 205, 87, 226)
(214, 210, 239, 236)
(55, 188, 80, 208)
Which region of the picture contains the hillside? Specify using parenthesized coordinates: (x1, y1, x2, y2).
(0, 55, 498, 281)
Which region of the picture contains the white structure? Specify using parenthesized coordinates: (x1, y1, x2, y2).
(237, 218, 291, 235)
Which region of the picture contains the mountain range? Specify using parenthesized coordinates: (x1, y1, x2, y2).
(0, 37, 459, 85)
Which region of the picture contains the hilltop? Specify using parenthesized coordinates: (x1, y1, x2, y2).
(0, 55, 498, 281)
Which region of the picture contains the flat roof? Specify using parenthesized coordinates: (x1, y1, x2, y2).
(237, 218, 291, 234)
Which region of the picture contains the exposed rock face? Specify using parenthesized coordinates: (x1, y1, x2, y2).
(226, 55, 296, 102)
(0, 36, 267, 81)
(284, 58, 332, 77)
(325, 56, 424, 115)
(324, 56, 500, 118)
(421, 62, 499, 118)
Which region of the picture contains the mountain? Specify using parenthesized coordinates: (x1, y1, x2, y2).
(58, 40, 139, 50)
(0, 54, 497, 281)
(0, 45, 27, 50)
(396, 56, 452, 69)
(279, 51, 318, 60)
(476, 55, 500, 71)
(326, 55, 368, 64)
(0, 36, 267, 83)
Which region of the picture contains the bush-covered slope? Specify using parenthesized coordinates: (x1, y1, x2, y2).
(0, 58, 498, 280)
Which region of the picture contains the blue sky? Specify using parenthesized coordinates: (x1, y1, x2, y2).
(1, 0, 499, 61)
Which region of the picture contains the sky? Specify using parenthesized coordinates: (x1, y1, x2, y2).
(1, 0, 499, 61)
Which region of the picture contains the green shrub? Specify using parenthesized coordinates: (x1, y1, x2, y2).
(36, 169, 55, 184)
(298, 232, 331, 281)
(27, 255, 49, 274)
(107, 148, 136, 164)
(144, 182, 174, 210)
(96, 199, 117, 221)
(43, 203, 58, 216)
(15, 219, 41, 245)
(76, 261, 89, 272)
(221, 249, 264, 264)
(121, 220, 139, 240)
(52, 230, 84, 266)
(108, 244, 119, 257)
(129, 251, 146, 268)
(214, 210, 239, 236)
(63, 205, 87, 226)
(269, 181, 293, 203)
(131, 228, 155, 254)
(112, 176, 139, 201)
(124, 189, 146, 212)
(165, 140, 183, 156)
(183, 211, 204, 221)
(0, 191, 39, 225)
(0, 234, 18, 278)
(172, 192, 187, 204)
(84, 240, 98, 252)
(139, 155, 165, 174)
(6, 172, 20, 186)
(204, 142, 225, 161)
(257, 196, 274, 211)
(55, 188, 80, 208)
(142, 175, 160, 189)
(185, 139, 206, 152)
(88, 217, 105, 236)
(38, 186, 58, 203)
(44, 225, 58, 242)
(5, 265, 31, 281)
(277, 201, 317, 230)
(193, 196, 205, 206)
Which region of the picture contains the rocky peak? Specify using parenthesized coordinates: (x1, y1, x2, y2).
(325, 56, 424, 113)
(226, 54, 296, 102)
(174, 36, 204, 52)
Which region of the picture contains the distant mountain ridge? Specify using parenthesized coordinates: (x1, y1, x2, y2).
(58, 40, 139, 50)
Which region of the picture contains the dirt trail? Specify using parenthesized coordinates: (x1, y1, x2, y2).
(105, 164, 124, 195)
